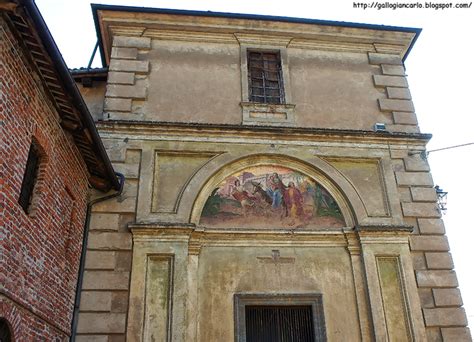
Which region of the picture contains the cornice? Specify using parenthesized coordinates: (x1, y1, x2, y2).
(129, 223, 351, 247)
(234, 33, 292, 47)
(94, 7, 418, 65)
(356, 224, 413, 244)
(97, 120, 431, 146)
(128, 223, 416, 248)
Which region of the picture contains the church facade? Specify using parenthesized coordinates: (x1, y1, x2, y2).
(72, 4, 471, 341)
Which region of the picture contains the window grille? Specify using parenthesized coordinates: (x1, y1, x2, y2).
(248, 51, 285, 104)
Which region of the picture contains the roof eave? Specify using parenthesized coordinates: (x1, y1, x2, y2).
(5, 0, 120, 191)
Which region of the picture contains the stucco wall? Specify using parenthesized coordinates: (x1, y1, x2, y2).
(76, 81, 106, 121)
(73, 10, 470, 342)
(289, 49, 387, 129)
(144, 40, 242, 123)
(99, 32, 418, 133)
(197, 246, 360, 341)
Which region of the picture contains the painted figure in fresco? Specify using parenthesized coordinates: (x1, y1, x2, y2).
(265, 173, 288, 216)
(250, 181, 272, 206)
(284, 181, 304, 225)
(231, 179, 255, 216)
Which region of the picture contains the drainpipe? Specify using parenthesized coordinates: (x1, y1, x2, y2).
(70, 172, 125, 341)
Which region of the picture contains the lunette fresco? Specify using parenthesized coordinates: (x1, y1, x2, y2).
(200, 165, 344, 228)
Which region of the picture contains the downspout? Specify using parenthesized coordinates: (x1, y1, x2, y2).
(70, 172, 125, 341)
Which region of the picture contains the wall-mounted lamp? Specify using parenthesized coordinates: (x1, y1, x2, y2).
(435, 185, 448, 214)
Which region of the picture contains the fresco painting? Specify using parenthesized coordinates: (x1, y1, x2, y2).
(200, 165, 345, 228)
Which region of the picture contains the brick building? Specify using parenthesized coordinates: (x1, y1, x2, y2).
(0, 1, 119, 340)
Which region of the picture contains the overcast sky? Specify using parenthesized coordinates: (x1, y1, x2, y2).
(36, 0, 474, 326)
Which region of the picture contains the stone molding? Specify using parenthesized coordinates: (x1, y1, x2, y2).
(96, 9, 417, 64)
(358, 230, 427, 341)
(240, 102, 296, 126)
(97, 121, 431, 146)
(237, 41, 295, 126)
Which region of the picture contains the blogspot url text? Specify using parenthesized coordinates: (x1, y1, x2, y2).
(353, 1, 472, 9)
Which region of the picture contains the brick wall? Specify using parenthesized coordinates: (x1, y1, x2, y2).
(0, 19, 90, 339)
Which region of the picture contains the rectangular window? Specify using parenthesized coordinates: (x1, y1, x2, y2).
(18, 143, 41, 213)
(248, 51, 285, 104)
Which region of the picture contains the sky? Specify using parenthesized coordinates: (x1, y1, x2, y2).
(36, 0, 474, 327)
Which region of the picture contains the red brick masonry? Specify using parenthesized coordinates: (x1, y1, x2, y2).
(1, 19, 89, 340)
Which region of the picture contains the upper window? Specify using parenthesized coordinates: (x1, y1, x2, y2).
(247, 51, 285, 104)
(18, 142, 41, 214)
(236, 35, 296, 126)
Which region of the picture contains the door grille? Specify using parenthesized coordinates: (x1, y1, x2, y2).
(245, 305, 315, 342)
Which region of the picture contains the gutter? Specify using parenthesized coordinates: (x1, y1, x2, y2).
(20, 0, 120, 191)
(70, 172, 125, 341)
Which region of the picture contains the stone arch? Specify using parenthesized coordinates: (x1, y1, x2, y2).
(189, 153, 368, 227)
